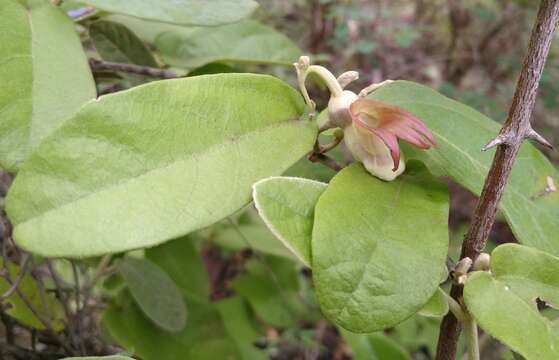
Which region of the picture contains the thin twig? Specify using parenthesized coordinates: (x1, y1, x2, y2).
(89, 59, 178, 79)
(13, 279, 75, 355)
(71, 261, 86, 355)
(435, 1, 559, 359)
(0, 255, 30, 301)
(46, 260, 78, 352)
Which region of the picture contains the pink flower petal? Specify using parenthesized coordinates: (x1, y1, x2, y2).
(350, 98, 435, 170)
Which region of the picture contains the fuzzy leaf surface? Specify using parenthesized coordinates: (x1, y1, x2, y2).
(0, 0, 95, 171)
(312, 162, 449, 332)
(6, 74, 316, 257)
(464, 271, 559, 360)
(253, 176, 327, 266)
(490, 243, 559, 307)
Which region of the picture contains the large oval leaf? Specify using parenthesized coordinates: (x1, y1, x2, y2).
(370, 81, 559, 256)
(83, 0, 258, 26)
(464, 271, 559, 360)
(0, 0, 96, 171)
(491, 243, 559, 308)
(6, 74, 316, 257)
(253, 176, 327, 266)
(155, 20, 302, 70)
(119, 256, 187, 332)
(312, 162, 449, 332)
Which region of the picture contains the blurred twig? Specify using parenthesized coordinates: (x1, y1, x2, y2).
(89, 59, 178, 79)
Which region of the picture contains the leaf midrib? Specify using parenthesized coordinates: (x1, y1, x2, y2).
(14, 120, 304, 225)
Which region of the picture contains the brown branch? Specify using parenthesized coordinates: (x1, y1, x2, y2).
(89, 59, 178, 79)
(436, 1, 559, 359)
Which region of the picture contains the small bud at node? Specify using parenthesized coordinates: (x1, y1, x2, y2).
(473, 253, 491, 271)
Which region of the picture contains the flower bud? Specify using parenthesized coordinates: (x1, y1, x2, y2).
(327, 90, 358, 128)
(473, 253, 491, 271)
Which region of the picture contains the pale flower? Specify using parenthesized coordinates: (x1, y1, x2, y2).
(295, 56, 435, 181)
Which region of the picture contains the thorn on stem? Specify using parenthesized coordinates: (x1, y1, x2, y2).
(525, 128, 554, 149)
(482, 133, 513, 151)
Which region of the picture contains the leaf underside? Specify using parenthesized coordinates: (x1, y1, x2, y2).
(6, 74, 316, 257)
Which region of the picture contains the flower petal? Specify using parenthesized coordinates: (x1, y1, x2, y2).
(350, 98, 435, 170)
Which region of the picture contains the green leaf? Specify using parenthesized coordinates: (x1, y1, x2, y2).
(146, 236, 210, 302)
(231, 257, 305, 327)
(340, 329, 411, 360)
(104, 238, 265, 360)
(0, 0, 96, 171)
(417, 287, 449, 318)
(490, 243, 559, 308)
(389, 315, 447, 356)
(0, 259, 64, 330)
(89, 20, 158, 67)
(89, 20, 159, 87)
(371, 81, 559, 256)
(83, 0, 258, 26)
(464, 271, 559, 360)
(253, 176, 327, 266)
(187, 63, 239, 77)
(212, 223, 296, 260)
(312, 162, 449, 332)
(119, 256, 187, 332)
(104, 14, 185, 43)
(155, 20, 302, 70)
(104, 294, 259, 360)
(6, 74, 316, 257)
(215, 297, 267, 360)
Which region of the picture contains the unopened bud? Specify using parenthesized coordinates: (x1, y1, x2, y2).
(473, 253, 491, 271)
(295, 56, 310, 71)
